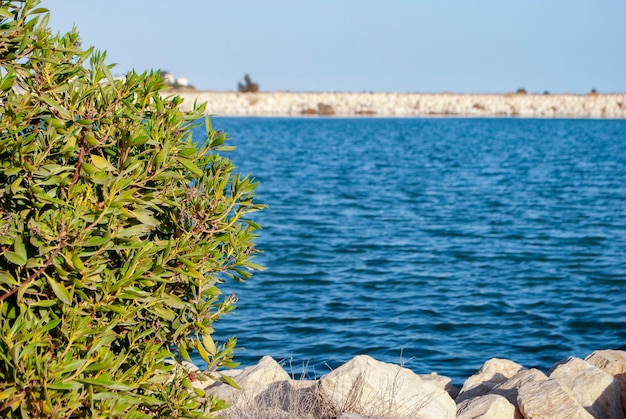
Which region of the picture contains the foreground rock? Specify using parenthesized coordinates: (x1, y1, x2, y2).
(549, 357, 622, 418)
(585, 349, 626, 417)
(196, 349, 626, 418)
(456, 358, 526, 403)
(205, 356, 319, 418)
(518, 378, 594, 418)
(318, 355, 456, 418)
(456, 394, 518, 419)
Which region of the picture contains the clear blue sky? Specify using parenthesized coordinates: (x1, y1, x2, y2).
(40, 0, 625, 94)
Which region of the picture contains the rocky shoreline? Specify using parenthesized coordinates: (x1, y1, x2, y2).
(190, 349, 626, 418)
(169, 90, 626, 118)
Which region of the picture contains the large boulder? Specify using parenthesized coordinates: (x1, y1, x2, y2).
(459, 368, 548, 419)
(456, 358, 526, 403)
(203, 356, 321, 418)
(206, 356, 290, 402)
(490, 368, 549, 406)
(317, 355, 456, 418)
(419, 372, 460, 400)
(585, 349, 626, 415)
(549, 356, 622, 419)
(517, 378, 594, 419)
(456, 393, 519, 419)
(457, 368, 548, 419)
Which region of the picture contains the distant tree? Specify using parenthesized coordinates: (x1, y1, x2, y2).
(515, 88, 527, 94)
(590, 88, 598, 95)
(238, 74, 259, 93)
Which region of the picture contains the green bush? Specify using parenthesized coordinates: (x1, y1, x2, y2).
(0, 1, 263, 417)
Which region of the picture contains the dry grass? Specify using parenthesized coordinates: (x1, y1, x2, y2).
(216, 357, 446, 419)
(317, 366, 444, 419)
(217, 379, 320, 418)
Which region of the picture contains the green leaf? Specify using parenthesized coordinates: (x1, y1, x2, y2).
(152, 306, 175, 321)
(178, 342, 191, 362)
(10, 177, 24, 194)
(41, 319, 61, 333)
(219, 374, 241, 390)
(47, 380, 83, 391)
(30, 7, 50, 15)
(100, 62, 118, 92)
(202, 334, 217, 355)
(103, 304, 128, 315)
(90, 154, 116, 171)
(40, 95, 71, 120)
(221, 361, 241, 369)
(0, 73, 15, 91)
(0, 272, 17, 285)
(176, 157, 204, 178)
(245, 262, 266, 271)
(76, 378, 135, 391)
(48, 276, 72, 305)
(0, 8, 13, 19)
(132, 209, 158, 227)
(30, 300, 57, 307)
(58, 359, 89, 374)
(162, 293, 185, 309)
(196, 338, 210, 363)
(117, 225, 145, 237)
(4, 251, 26, 266)
(84, 235, 109, 247)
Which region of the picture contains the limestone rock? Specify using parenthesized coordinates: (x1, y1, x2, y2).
(317, 355, 456, 419)
(456, 394, 519, 419)
(456, 358, 526, 403)
(549, 356, 622, 419)
(585, 349, 626, 415)
(517, 378, 594, 419)
(419, 372, 459, 400)
(205, 356, 291, 409)
(490, 368, 549, 405)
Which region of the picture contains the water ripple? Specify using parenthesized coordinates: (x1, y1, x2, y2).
(196, 117, 626, 385)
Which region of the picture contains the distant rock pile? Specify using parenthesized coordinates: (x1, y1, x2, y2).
(189, 349, 626, 418)
(171, 91, 626, 118)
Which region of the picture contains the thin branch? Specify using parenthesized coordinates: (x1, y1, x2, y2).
(0, 238, 66, 303)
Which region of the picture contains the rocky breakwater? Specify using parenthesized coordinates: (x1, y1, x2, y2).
(170, 91, 626, 118)
(187, 349, 626, 418)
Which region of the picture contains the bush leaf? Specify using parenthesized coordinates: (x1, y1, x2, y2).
(47, 276, 72, 305)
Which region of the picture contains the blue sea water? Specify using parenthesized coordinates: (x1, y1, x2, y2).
(193, 117, 626, 385)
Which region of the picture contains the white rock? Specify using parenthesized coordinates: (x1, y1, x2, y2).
(456, 393, 519, 419)
(549, 356, 622, 419)
(419, 372, 459, 400)
(205, 356, 290, 409)
(585, 349, 626, 416)
(317, 355, 455, 419)
(490, 368, 549, 405)
(517, 378, 594, 419)
(456, 358, 526, 403)
(459, 368, 548, 418)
